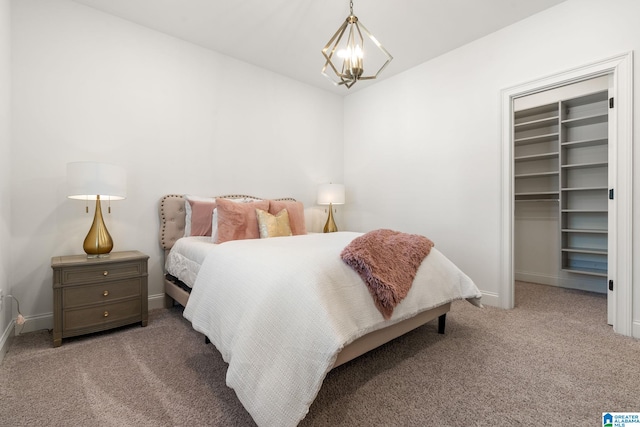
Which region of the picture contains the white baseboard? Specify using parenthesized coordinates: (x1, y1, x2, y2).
(477, 290, 500, 308)
(148, 293, 166, 311)
(15, 311, 53, 335)
(515, 271, 606, 294)
(0, 319, 15, 365)
(633, 320, 640, 339)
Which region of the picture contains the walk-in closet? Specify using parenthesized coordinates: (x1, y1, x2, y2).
(513, 76, 611, 301)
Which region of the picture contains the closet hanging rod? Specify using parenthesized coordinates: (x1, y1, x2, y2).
(515, 199, 559, 202)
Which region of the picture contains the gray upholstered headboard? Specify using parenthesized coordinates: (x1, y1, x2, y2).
(158, 194, 295, 256)
(159, 194, 188, 253)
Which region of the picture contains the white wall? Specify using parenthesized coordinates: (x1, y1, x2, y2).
(0, 0, 12, 357)
(343, 0, 639, 328)
(11, 0, 343, 330)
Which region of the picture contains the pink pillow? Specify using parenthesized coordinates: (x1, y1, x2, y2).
(215, 198, 269, 243)
(187, 199, 216, 236)
(268, 200, 307, 235)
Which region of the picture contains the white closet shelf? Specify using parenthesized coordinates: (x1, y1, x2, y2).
(560, 186, 607, 191)
(514, 132, 559, 146)
(562, 247, 607, 255)
(561, 113, 607, 127)
(561, 137, 608, 148)
(561, 228, 608, 234)
(514, 152, 559, 162)
(561, 267, 607, 277)
(515, 171, 559, 178)
(515, 191, 559, 196)
(561, 162, 607, 169)
(515, 116, 559, 129)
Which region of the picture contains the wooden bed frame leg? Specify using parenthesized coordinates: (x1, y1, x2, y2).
(438, 313, 446, 334)
(164, 294, 175, 309)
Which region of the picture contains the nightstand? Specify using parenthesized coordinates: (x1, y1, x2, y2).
(51, 250, 149, 347)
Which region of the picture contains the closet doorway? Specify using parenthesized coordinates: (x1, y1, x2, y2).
(500, 53, 634, 337)
(513, 76, 610, 318)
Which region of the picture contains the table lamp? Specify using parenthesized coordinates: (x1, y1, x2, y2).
(317, 183, 345, 233)
(67, 162, 126, 257)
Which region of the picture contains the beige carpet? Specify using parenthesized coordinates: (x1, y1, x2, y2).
(1, 282, 638, 426)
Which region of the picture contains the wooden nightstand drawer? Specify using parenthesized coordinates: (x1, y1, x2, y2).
(61, 261, 144, 285)
(63, 299, 142, 333)
(63, 278, 141, 308)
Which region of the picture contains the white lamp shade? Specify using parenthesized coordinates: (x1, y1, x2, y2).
(317, 183, 345, 205)
(67, 162, 127, 200)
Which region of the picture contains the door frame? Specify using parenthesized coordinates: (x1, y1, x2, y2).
(499, 52, 634, 336)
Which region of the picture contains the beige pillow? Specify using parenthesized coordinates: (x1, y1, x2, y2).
(215, 198, 269, 243)
(268, 200, 307, 235)
(256, 208, 293, 238)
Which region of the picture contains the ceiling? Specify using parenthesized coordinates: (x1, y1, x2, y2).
(71, 0, 567, 95)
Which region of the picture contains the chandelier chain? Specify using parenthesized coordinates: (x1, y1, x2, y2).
(349, 0, 353, 15)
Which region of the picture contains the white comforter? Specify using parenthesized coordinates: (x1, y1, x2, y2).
(183, 232, 481, 427)
(165, 236, 215, 288)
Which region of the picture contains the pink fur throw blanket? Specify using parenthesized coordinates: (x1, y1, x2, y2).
(340, 229, 435, 319)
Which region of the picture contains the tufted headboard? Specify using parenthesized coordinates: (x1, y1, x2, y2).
(158, 194, 296, 257)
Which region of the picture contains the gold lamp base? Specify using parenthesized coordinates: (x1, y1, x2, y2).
(323, 202, 338, 233)
(83, 196, 113, 257)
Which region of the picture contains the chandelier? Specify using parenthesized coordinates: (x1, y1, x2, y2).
(321, 0, 393, 89)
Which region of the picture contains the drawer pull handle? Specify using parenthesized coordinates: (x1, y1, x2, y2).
(103, 290, 109, 297)
(103, 271, 108, 276)
(104, 311, 109, 317)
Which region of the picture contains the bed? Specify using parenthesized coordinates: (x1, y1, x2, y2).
(159, 194, 482, 426)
